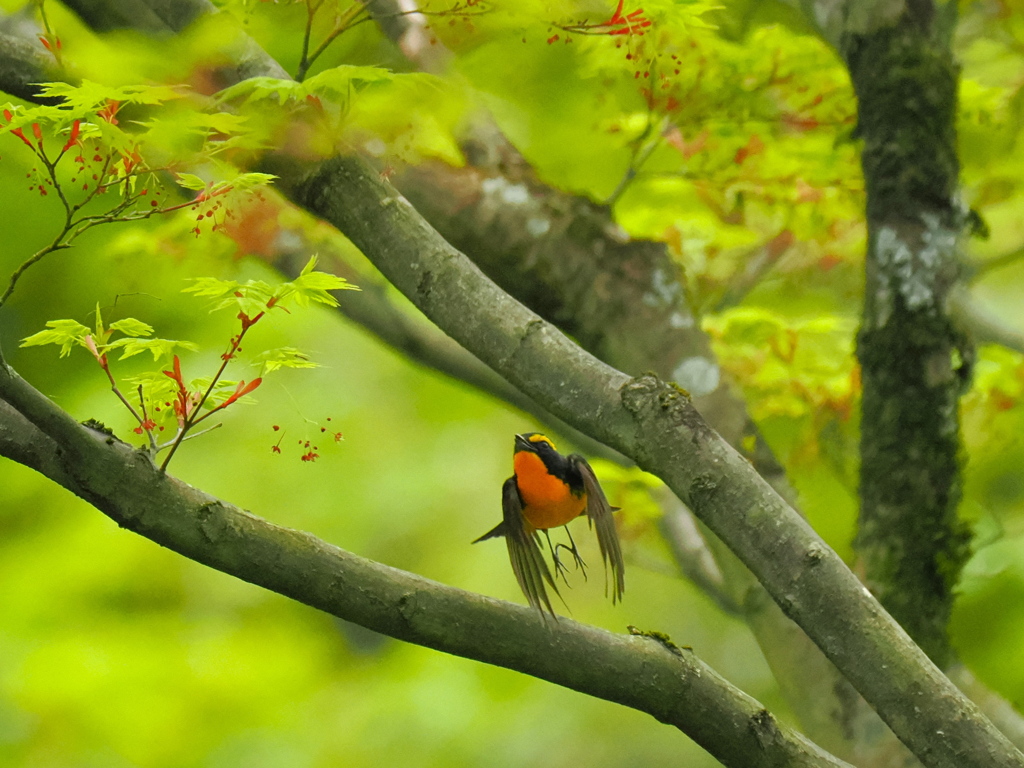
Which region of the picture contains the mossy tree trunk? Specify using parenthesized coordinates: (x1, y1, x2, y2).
(844, 1, 971, 667)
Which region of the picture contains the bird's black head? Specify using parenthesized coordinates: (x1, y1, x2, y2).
(515, 432, 558, 455)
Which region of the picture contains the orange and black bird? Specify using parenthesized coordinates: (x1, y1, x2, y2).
(474, 432, 625, 615)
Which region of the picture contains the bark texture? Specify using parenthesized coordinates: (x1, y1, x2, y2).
(0, 392, 847, 768)
(272, 151, 1024, 768)
(4, 1, 1024, 764)
(844, 3, 971, 667)
(0, 30, 64, 103)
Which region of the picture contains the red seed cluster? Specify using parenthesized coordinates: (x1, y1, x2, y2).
(548, 1, 651, 44)
(70, 144, 112, 193)
(271, 416, 341, 460)
(189, 186, 237, 237)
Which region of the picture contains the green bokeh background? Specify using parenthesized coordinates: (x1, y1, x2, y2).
(0, 218, 773, 767)
(3, 0, 1024, 766)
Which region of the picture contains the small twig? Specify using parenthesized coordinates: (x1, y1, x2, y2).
(298, 3, 370, 80)
(190, 396, 235, 426)
(156, 421, 222, 451)
(1, 162, 180, 308)
(35, 143, 76, 223)
(159, 316, 261, 471)
(658, 490, 741, 615)
(0, 242, 70, 307)
(137, 384, 158, 451)
(71, 152, 115, 214)
(99, 360, 144, 424)
(0, 145, 155, 308)
(297, 3, 487, 81)
(963, 246, 1024, 283)
(712, 229, 795, 312)
(605, 112, 668, 207)
(295, 0, 322, 82)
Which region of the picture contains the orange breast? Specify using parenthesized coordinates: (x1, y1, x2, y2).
(514, 451, 586, 529)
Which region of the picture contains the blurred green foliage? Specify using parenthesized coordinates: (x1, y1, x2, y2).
(3, 0, 1024, 765)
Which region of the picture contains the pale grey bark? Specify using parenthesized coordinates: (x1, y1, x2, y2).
(271, 151, 1023, 768)
(0, 367, 848, 768)
(2, 3, 1024, 765)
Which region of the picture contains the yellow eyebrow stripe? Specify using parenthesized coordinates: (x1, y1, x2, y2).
(528, 434, 556, 450)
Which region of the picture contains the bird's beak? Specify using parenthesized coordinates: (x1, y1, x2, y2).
(514, 434, 533, 451)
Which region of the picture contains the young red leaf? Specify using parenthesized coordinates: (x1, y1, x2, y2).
(62, 120, 81, 152)
(10, 127, 33, 148)
(221, 377, 263, 407)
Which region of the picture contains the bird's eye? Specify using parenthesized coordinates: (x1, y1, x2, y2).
(528, 434, 556, 451)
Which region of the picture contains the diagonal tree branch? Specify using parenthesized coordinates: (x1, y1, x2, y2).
(962, 244, 1024, 283)
(315, 6, 912, 760)
(268, 242, 623, 462)
(0, 1, 1019, 765)
(0, 363, 848, 768)
(0, 29, 64, 103)
(269, 150, 1024, 768)
(950, 286, 1024, 356)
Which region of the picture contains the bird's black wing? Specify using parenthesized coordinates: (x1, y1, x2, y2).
(571, 455, 625, 603)
(500, 476, 561, 616)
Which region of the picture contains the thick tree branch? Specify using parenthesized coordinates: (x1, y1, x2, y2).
(58, 0, 290, 81)
(5, 2, 1024, 763)
(392, 158, 763, 460)
(0, 29, 63, 103)
(0, 365, 848, 768)
(336, 8, 917, 760)
(270, 151, 1024, 768)
(0, 396, 72, 484)
(268, 240, 622, 462)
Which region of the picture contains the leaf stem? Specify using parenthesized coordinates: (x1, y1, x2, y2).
(158, 316, 260, 471)
(298, 2, 370, 81)
(99, 359, 145, 425)
(605, 113, 668, 207)
(296, 0, 322, 82)
(155, 421, 222, 452)
(137, 384, 159, 451)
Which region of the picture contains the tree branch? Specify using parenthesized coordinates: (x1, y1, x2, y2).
(270, 151, 1024, 768)
(962, 245, 1024, 283)
(58, 0, 291, 80)
(0, 365, 849, 768)
(8, 3, 1024, 765)
(267, 243, 623, 462)
(0, 28, 64, 103)
(658, 492, 741, 616)
(950, 286, 1024, 356)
